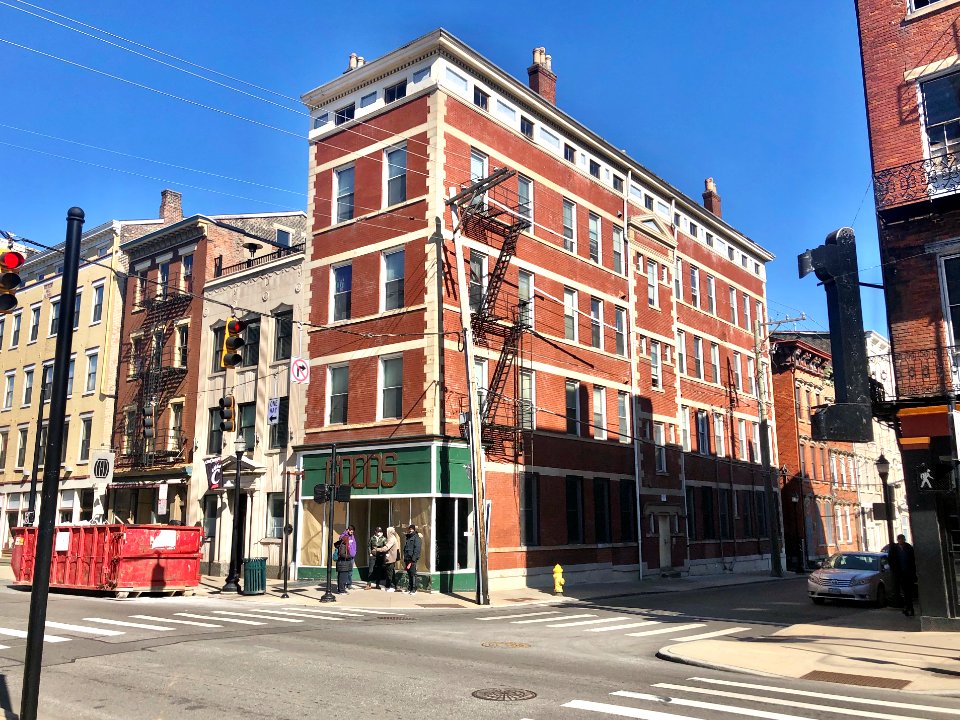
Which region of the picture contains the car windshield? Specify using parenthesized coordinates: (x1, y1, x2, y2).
(823, 553, 880, 571)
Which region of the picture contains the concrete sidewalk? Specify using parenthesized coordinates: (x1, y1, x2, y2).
(659, 608, 960, 695)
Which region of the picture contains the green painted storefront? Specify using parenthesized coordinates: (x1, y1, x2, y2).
(295, 442, 477, 592)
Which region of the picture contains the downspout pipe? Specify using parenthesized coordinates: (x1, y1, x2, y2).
(625, 172, 643, 581)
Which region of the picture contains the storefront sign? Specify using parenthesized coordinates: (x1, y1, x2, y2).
(91, 450, 114, 486)
(302, 445, 434, 497)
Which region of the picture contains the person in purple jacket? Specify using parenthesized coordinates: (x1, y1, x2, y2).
(337, 525, 357, 592)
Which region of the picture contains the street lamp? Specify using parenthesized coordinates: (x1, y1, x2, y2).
(876, 453, 895, 550)
(222, 435, 246, 593)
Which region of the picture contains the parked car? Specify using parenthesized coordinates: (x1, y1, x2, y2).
(808, 552, 891, 606)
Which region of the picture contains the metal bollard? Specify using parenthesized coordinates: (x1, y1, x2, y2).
(553, 564, 565, 595)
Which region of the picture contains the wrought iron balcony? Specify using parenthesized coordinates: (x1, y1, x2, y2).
(214, 243, 305, 278)
(874, 153, 960, 211)
(874, 344, 959, 402)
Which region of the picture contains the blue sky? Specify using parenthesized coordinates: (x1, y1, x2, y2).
(0, 1, 885, 333)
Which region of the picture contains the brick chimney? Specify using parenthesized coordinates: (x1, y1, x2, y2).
(527, 47, 556, 105)
(160, 189, 183, 224)
(702, 177, 722, 218)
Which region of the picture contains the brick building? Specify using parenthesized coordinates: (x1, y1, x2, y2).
(856, 0, 960, 626)
(296, 31, 779, 591)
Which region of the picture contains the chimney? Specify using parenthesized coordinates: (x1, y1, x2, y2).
(702, 177, 722, 218)
(160, 189, 183, 224)
(346, 52, 358, 72)
(527, 46, 557, 105)
(357, 56, 365, 67)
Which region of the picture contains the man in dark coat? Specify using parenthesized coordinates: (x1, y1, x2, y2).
(889, 534, 917, 616)
(403, 524, 422, 595)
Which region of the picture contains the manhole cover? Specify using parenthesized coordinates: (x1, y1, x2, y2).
(481, 641, 530, 649)
(367, 615, 414, 622)
(471, 688, 537, 702)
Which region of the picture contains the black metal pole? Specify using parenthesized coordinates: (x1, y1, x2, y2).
(281, 468, 290, 599)
(222, 446, 244, 592)
(24, 378, 46, 526)
(881, 472, 895, 549)
(20, 207, 83, 720)
(759, 418, 785, 578)
(320, 444, 337, 603)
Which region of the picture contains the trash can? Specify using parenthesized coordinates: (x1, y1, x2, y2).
(242, 557, 266, 595)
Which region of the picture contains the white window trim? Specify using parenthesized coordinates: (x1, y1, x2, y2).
(519, 368, 536, 430)
(326, 363, 349, 425)
(593, 386, 607, 440)
(377, 353, 403, 421)
(590, 298, 603, 350)
(706, 275, 716, 315)
(517, 174, 534, 225)
(9, 310, 21, 349)
(381, 247, 406, 313)
(330, 262, 352, 323)
(518, 270, 535, 328)
(564, 288, 578, 343)
(588, 213, 602, 264)
(90, 282, 105, 326)
(3, 371, 14, 410)
(21, 365, 34, 408)
(333, 163, 356, 223)
(562, 199, 577, 253)
(383, 143, 407, 209)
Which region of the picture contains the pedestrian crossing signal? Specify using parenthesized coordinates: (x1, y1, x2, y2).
(0, 250, 24, 314)
(221, 317, 246, 369)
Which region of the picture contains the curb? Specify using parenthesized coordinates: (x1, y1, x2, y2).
(579, 574, 789, 604)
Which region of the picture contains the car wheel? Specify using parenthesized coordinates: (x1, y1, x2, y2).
(811, 596, 825, 605)
(875, 584, 887, 608)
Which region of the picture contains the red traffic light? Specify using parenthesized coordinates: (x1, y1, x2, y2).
(226, 318, 245, 334)
(0, 251, 24, 271)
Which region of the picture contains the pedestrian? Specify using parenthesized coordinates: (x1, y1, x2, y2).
(889, 534, 917, 616)
(339, 525, 357, 591)
(403, 524, 422, 595)
(378, 526, 400, 592)
(366, 526, 386, 589)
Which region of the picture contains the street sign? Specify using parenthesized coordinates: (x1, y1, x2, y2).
(290, 357, 310, 384)
(157, 484, 168, 515)
(90, 450, 114, 486)
(267, 397, 280, 425)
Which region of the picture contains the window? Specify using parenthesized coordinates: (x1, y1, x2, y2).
(383, 249, 405, 310)
(518, 271, 534, 327)
(677, 330, 686, 375)
(169, 402, 183, 451)
(705, 275, 716, 315)
(747, 357, 756, 395)
(469, 251, 487, 313)
(267, 493, 284, 539)
(3, 372, 13, 409)
(754, 423, 763, 464)
(384, 79, 406, 104)
(564, 143, 576, 163)
(158, 262, 170, 300)
(650, 341, 661, 389)
(539, 126, 561, 150)
(733, 352, 742, 391)
(594, 478, 611, 543)
(617, 392, 629, 442)
(211, 326, 224, 373)
(705, 232, 714, 247)
(474, 358, 487, 414)
(564, 288, 577, 341)
(332, 264, 352, 321)
(0, 429, 6, 469)
(37, 424, 47, 467)
(680, 405, 690, 452)
(914, 0, 948, 10)
(470, 149, 488, 206)
(710, 343, 720, 383)
(334, 103, 355, 125)
(719, 489, 732, 540)
(495, 99, 515, 122)
(40, 364, 52, 403)
(520, 115, 534, 138)
(274, 310, 293, 361)
(520, 473, 539, 546)
(328, 365, 348, 424)
(647, 260, 658, 307)
(688, 221, 699, 239)
(612, 226, 624, 274)
(519, 369, 534, 429)
(10, 311, 20, 347)
(589, 159, 600, 178)
(335, 165, 355, 222)
(729, 288, 738, 325)
(922, 70, 960, 158)
(207, 408, 223, 454)
(565, 476, 584, 544)
(590, 298, 602, 349)
(739, 419, 748, 461)
(473, 87, 489, 110)
(653, 422, 667, 472)
(562, 199, 576, 252)
(79, 416, 91, 462)
(66, 358, 75, 397)
(22, 368, 33, 406)
(592, 387, 607, 440)
(565, 380, 580, 435)
(385, 145, 407, 205)
(696, 410, 710, 454)
(620, 479, 638, 542)
(381, 355, 403, 419)
(689, 266, 700, 308)
(91, 284, 104, 323)
(275, 229, 290, 247)
(445, 67, 468, 93)
(269, 397, 289, 449)
(674, 259, 683, 301)
(692, 336, 703, 379)
(134, 270, 147, 308)
(48, 300, 59, 337)
(613, 175, 624, 192)
(176, 324, 189, 367)
(238, 402, 255, 452)
(713, 413, 725, 457)
(588, 213, 600, 263)
(614, 308, 626, 356)
(685, 486, 697, 539)
(72, 292, 81, 330)
(240, 320, 260, 367)
(16, 427, 27, 468)
(59, 489, 74, 525)
(517, 176, 533, 222)
(743, 294, 752, 331)
(702, 487, 717, 539)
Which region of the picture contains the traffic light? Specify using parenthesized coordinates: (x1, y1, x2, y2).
(221, 317, 246, 369)
(313, 484, 332, 503)
(219, 395, 235, 433)
(142, 402, 155, 440)
(0, 250, 25, 314)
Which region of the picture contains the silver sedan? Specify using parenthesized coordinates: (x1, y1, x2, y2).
(808, 552, 892, 606)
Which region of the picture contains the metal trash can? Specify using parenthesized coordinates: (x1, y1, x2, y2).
(241, 557, 267, 595)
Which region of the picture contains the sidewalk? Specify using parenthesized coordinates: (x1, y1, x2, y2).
(659, 608, 960, 695)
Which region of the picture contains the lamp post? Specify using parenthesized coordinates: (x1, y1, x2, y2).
(876, 453, 894, 550)
(222, 435, 246, 593)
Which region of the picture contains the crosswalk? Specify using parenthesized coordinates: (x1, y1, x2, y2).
(476, 607, 753, 643)
(0, 605, 393, 650)
(557, 676, 960, 719)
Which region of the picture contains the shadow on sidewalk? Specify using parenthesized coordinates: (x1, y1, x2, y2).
(0, 674, 18, 720)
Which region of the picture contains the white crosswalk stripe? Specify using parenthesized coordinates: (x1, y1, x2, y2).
(83, 618, 174, 631)
(0, 627, 69, 643)
(585, 621, 659, 633)
(267, 607, 365, 617)
(210, 610, 304, 623)
(175, 613, 264, 626)
(131, 615, 222, 628)
(477, 610, 562, 621)
(239, 608, 354, 620)
(546, 617, 628, 628)
(625, 623, 704, 637)
(45, 621, 125, 637)
(614, 690, 832, 720)
(0, 645, 8, 650)
(513, 613, 596, 624)
(335, 608, 405, 615)
(669, 626, 750, 642)
(562, 699, 696, 719)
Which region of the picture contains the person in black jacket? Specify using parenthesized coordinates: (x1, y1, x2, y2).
(403, 524, 422, 595)
(889, 534, 917, 616)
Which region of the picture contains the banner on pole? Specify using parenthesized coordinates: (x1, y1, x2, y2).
(204, 456, 223, 490)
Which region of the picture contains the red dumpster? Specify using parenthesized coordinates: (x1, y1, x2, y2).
(11, 524, 203, 598)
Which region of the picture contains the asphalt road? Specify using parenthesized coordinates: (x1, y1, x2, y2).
(0, 577, 956, 719)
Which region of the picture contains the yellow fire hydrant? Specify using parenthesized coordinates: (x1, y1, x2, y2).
(553, 564, 565, 595)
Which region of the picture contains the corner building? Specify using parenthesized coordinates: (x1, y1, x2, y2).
(298, 31, 778, 591)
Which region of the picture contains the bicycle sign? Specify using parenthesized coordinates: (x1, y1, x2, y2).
(290, 357, 310, 384)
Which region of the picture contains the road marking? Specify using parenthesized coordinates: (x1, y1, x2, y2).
(0, 645, 8, 650)
(270, 608, 364, 618)
(175, 613, 264, 626)
(625, 623, 704, 637)
(45, 621, 125, 637)
(210, 611, 303, 623)
(653, 683, 929, 720)
(240, 608, 353, 620)
(688, 677, 960, 716)
(585, 621, 660, 633)
(562, 699, 697, 718)
(477, 610, 562, 621)
(0, 627, 69, 643)
(83, 618, 174, 631)
(513, 613, 596, 625)
(669, 627, 751, 642)
(546, 617, 627, 628)
(335, 608, 405, 615)
(613, 691, 818, 720)
(131, 615, 222, 628)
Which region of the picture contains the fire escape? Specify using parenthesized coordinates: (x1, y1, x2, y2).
(448, 168, 532, 457)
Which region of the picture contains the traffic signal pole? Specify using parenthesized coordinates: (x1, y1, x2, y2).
(320, 444, 338, 603)
(20, 207, 83, 720)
